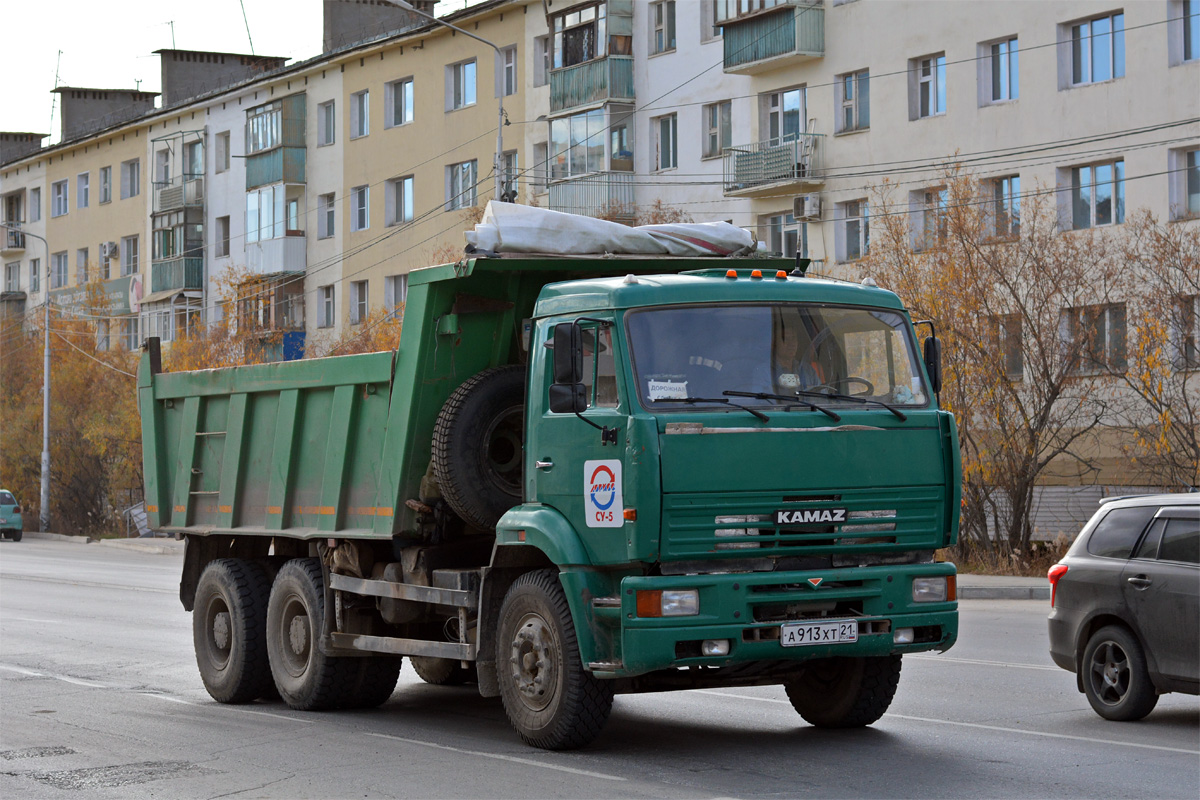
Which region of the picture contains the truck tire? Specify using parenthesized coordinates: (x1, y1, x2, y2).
(411, 656, 476, 686)
(784, 654, 902, 728)
(266, 558, 358, 710)
(193, 558, 274, 704)
(432, 365, 525, 530)
(340, 657, 403, 709)
(496, 569, 613, 750)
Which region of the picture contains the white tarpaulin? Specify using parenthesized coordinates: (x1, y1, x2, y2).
(464, 201, 756, 257)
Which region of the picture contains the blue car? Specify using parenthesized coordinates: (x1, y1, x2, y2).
(0, 489, 23, 542)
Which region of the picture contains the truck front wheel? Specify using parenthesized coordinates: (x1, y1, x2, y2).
(193, 558, 273, 703)
(496, 570, 613, 750)
(784, 654, 902, 728)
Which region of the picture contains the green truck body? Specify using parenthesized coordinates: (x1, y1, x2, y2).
(139, 253, 960, 749)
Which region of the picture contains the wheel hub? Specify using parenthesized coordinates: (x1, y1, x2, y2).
(212, 611, 231, 651)
(289, 614, 310, 656)
(509, 614, 557, 711)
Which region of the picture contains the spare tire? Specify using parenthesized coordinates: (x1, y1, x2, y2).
(432, 365, 525, 529)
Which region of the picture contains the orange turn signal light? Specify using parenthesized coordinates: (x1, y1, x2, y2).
(776, 270, 788, 279)
(636, 590, 663, 618)
(725, 269, 737, 279)
(623, 508, 637, 521)
(750, 269, 762, 279)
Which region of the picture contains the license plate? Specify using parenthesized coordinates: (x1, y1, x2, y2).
(780, 619, 859, 647)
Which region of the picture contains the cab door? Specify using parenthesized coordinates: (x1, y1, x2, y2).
(526, 317, 628, 564)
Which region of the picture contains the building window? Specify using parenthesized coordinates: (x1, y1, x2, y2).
(99, 166, 112, 204)
(184, 141, 203, 177)
(912, 53, 946, 118)
(914, 187, 948, 249)
(386, 79, 413, 128)
(29, 258, 40, 293)
(155, 148, 171, 184)
(986, 37, 1019, 102)
(245, 184, 288, 243)
(766, 213, 806, 258)
(992, 314, 1024, 380)
(121, 235, 139, 276)
(215, 217, 230, 258)
(501, 151, 519, 200)
(765, 87, 805, 143)
(533, 142, 549, 193)
(534, 35, 550, 87)
(549, 109, 605, 180)
(122, 318, 140, 351)
(121, 159, 140, 199)
(317, 101, 336, 146)
(216, 131, 231, 172)
(839, 199, 869, 261)
(246, 101, 282, 153)
(318, 285, 335, 328)
(1179, 0, 1200, 63)
(351, 185, 369, 232)
(51, 180, 68, 217)
(1070, 160, 1124, 229)
(703, 101, 732, 159)
(652, 1, 677, 54)
(350, 280, 368, 325)
(654, 114, 678, 171)
(4, 262, 18, 292)
(611, 120, 633, 171)
(1169, 294, 1199, 370)
(499, 47, 517, 97)
(51, 252, 67, 289)
(1170, 147, 1200, 219)
(838, 69, 870, 132)
(350, 91, 370, 139)
(76, 247, 89, 284)
(551, 2, 610, 69)
(1069, 12, 1125, 85)
(29, 187, 41, 222)
(385, 274, 408, 311)
(1064, 303, 1127, 374)
(992, 175, 1021, 237)
(448, 60, 477, 111)
(707, 0, 736, 40)
(318, 193, 335, 239)
(386, 176, 414, 226)
(101, 242, 114, 279)
(77, 173, 89, 209)
(448, 160, 478, 210)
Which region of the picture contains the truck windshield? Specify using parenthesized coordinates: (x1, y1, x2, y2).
(626, 304, 929, 412)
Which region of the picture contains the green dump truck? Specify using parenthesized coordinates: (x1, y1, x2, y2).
(139, 248, 960, 750)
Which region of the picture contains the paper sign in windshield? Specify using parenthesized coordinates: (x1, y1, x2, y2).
(648, 380, 689, 401)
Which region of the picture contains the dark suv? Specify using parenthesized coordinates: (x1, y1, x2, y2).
(1047, 494, 1199, 721)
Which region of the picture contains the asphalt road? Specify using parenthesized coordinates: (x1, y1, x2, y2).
(1, 538, 1197, 799)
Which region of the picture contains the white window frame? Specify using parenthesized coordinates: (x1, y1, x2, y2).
(386, 176, 414, 226)
(99, 166, 112, 204)
(447, 160, 478, 211)
(1168, 293, 1199, 370)
(447, 60, 477, 111)
(1066, 12, 1125, 87)
(386, 79, 414, 128)
(350, 90, 370, 139)
(4, 262, 19, 293)
(350, 280, 369, 325)
(1169, 147, 1200, 220)
(77, 172, 89, 209)
(29, 258, 40, 293)
(992, 175, 1021, 237)
(351, 185, 370, 232)
(501, 151, 518, 200)
(121, 235, 139, 276)
(318, 101, 336, 146)
(51, 180, 68, 217)
(1062, 303, 1127, 374)
(155, 149, 171, 184)
(120, 159, 140, 199)
(384, 274, 408, 311)
(1066, 160, 1125, 230)
(838, 199, 869, 262)
(533, 36, 550, 88)
(51, 252, 67, 289)
(1174, 0, 1200, 64)
(76, 247, 89, 283)
(652, 1, 677, 54)
(993, 314, 1024, 380)
(653, 113, 678, 171)
(216, 131, 231, 172)
(703, 101, 732, 159)
(214, 217, 230, 259)
(910, 186, 948, 250)
(984, 37, 1019, 103)
(911, 53, 946, 119)
(764, 86, 806, 144)
(765, 212, 807, 258)
(318, 285, 335, 328)
(497, 47, 517, 98)
(533, 142, 549, 193)
(837, 69, 869, 133)
(318, 193, 336, 239)
(29, 187, 41, 222)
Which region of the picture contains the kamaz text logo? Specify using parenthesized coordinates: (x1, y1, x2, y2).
(775, 508, 848, 525)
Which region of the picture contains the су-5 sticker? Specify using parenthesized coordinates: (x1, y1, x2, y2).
(584, 459, 623, 528)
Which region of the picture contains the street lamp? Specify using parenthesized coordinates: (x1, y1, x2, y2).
(0, 221, 51, 533)
(382, 0, 508, 200)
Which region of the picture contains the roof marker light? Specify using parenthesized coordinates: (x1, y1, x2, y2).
(750, 269, 763, 279)
(776, 270, 788, 280)
(726, 269, 738, 279)
(623, 274, 640, 285)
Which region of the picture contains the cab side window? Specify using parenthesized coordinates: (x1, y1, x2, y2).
(581, 324, 619, 409)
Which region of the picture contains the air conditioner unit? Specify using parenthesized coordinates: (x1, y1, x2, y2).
(794, 193, 821, 220)
(101, 241, 119, 259)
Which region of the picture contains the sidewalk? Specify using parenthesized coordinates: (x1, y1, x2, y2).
(18, 532, 1050, 598)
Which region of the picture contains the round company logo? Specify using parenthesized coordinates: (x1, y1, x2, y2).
(588, 465, 617, 511)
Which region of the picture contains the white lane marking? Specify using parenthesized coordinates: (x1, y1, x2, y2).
(5, 617, 67, 624)
(0, 663, 106, 687)
(139, 692, 313, 724)
(140, 693, 197, 706)
(696, 690, 1199, 755)
(364, 732, 626, 781)
(906, 654, 1060, 671)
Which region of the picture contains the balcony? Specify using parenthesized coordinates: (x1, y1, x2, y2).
(723, 1, 825, 75)
(246, 233, 307, 276)
(549, 172, 635, 222)
(549, 56, 634, 114)
(723, 134, 824, 197)
(151, 256, 204, 293)
(2, 222, 25, 254)
(153, 176, 204, 213)
(246, 146, 306, 190)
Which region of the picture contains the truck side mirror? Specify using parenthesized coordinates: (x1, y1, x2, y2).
(924, 336, 943, 395)
(548, 382, 587, 414)
(552, 322, 584, 385)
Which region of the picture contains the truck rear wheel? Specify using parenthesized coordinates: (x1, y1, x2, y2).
(496, 570, 613, 750)
(432, 365, 525, 530)
(411, 656, 476, 686)
(193, 558, 273, 704)
(341, 657, 403, 708)
(266, 558, 357, 710)
(784, 654, 902, 728)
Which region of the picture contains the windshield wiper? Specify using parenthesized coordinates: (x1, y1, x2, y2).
(722, 390, 841, 422)
(651, 397, 769, 422)
(795, 389, 908, 421)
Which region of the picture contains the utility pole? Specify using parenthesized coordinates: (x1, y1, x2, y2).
(382, 0, 507, 200)
(0, 223, 51, 532)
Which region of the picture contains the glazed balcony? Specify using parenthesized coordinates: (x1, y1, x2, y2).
(723, 1, 825, 75)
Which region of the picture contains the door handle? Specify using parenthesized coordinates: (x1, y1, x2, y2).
(535, 460, 554, 470)
(1126, 575, 1152, 589)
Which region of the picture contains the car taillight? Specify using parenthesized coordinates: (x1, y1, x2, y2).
(1047, 564, 1069, 607)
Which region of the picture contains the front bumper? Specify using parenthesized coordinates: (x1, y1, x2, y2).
(571, 562, 958, 679)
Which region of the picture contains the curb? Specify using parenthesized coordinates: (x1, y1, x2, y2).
(21, 530, 183, 555)
(959, 586, 1049, 601)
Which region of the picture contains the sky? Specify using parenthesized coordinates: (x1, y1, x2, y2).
(1, 0, 471, 143)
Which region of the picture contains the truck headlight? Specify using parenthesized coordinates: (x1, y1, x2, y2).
(636, 589, 700, 617)
(912, 576, 950, 603)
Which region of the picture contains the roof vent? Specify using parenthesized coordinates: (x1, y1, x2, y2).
(623, 274, 639, 285)
(861, 276, 878, 287)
